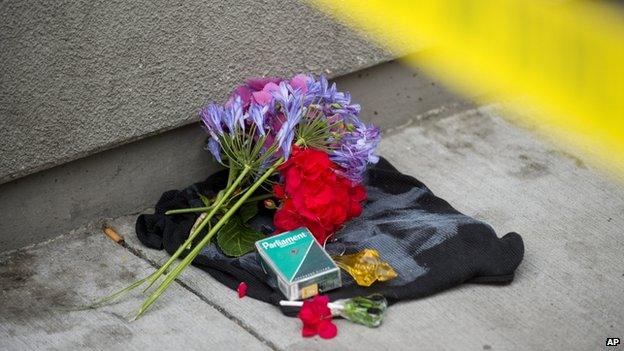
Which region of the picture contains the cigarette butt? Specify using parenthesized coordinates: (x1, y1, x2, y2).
(103, 225, 124, 244)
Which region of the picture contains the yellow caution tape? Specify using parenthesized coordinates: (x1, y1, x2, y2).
(309, 0, 624, 178)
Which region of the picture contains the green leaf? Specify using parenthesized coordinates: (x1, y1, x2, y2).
(238, 201, 258, 223)
(216, 216, 264, 257)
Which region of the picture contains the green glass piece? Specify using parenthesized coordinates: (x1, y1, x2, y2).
(332, 248, 397, 286)
(334, 294, 388, 328)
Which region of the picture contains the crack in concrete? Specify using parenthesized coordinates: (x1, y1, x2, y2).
(121, 243, 282, 351)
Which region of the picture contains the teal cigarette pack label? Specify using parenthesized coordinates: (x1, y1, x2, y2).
(255, 228, 341, 300)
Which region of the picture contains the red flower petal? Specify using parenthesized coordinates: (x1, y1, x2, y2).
(237, 282, 247, 298)
(299, 308, 320, 326)
(351, 185, 367, 202)
(309, 295, 331, 318)
(348, 200, 362, 218)
(301, 325, 317, 337)
(273, 184, 285, 199)
(317, 320, 338, 339)
(312, 294, 330, 306)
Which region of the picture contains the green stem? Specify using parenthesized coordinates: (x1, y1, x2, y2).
(141, 165, 251, 293)
(163, 193, 274, 216)
(164, 205, 216, 215)
(133, 162, 281, 320)
(77, 274, 153, 310)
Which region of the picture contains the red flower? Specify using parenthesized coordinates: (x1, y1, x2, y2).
(273, 146, 367, 243)
(298, 295, 337, 339)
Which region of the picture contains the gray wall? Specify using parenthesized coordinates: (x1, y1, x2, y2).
(0, 0, 419, 184)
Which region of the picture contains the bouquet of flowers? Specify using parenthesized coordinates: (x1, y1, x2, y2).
(95, 74, 380, 319)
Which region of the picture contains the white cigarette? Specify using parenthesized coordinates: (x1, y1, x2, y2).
(279, 300, 343, 310)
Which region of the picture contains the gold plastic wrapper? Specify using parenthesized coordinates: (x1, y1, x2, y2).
(333, 249, 397, 287)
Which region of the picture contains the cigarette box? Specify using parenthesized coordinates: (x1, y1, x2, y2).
(255, 227, 342, 300)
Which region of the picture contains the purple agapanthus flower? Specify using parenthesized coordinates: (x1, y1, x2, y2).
(330, 118, 381, 183)
(199, 103, 224, 140)
(306, 74, 352, 106)
(224, 95, 245, 133)
(272, 82, 304, 159)
(199, 103, 226, 163)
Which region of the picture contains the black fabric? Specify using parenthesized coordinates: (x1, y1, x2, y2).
(136, 158, 524, 315)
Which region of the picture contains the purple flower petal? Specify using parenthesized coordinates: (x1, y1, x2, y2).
(249, 103, 268, 136)
(207, 138, 222, 163)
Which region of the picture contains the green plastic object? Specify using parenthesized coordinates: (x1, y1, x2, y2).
(333, 294, 388, 328)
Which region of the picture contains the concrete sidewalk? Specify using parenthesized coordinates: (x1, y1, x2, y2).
(1, 106, 623, 350)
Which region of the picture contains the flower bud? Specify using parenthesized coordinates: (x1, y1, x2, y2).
(264, 199, 277, 209)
